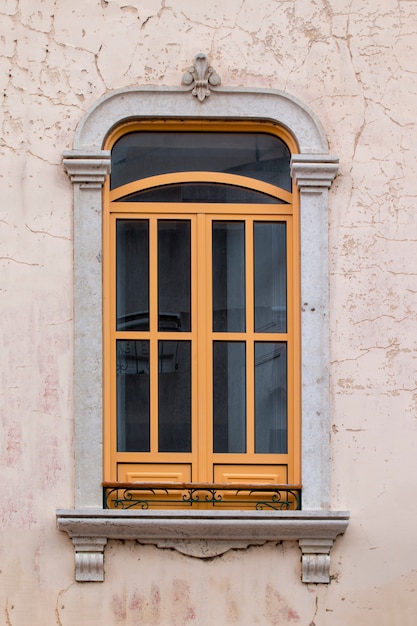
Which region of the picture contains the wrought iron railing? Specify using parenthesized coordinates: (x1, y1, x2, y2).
(103, 482, 302, 511)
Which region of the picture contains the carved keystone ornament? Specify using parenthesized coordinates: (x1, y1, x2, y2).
(182, 53, 221, 102)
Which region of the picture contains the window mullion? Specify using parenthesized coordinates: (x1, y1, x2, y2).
(149, 217, 158, 454)
(190, 215, 199, 478)
(196, 212, 210, 482)
(246, 217, 255, 455)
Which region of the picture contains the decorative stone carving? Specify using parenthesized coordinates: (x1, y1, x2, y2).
(182, 53, 221, 101)
(139, 538, 266, 558)
(299, 538, 334, 584)
(57, 509, 349, 583)
(72, 537, 107, 582)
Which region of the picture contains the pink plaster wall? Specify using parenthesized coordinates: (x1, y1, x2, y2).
(1, 0, 417, 623)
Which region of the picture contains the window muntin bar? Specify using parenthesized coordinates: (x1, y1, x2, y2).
(110, 172, 292, 205)
(115, 183, 286, 204)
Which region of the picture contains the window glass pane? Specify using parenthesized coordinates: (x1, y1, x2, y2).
(212, 222, 245, 332)
(158, 220, 191, 332)
(213, 342, 246, 453)
(116, 220, 149, 331)
(116, 183, 285, 204)
(254, 342, 287, 454)
(111, 132, 291, 191)
(158, 341, 191, 452)
(254, 222, 287, 333)
(117, 340, 150, 452)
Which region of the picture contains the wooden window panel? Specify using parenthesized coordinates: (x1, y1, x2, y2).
(104, 125, 301, 508)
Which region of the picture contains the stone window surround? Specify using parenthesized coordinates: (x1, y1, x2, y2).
(56, 86, 349, 583)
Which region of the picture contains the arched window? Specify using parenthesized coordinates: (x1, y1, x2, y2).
(103, 122, 300, 509)
(58, 87, 348, 584)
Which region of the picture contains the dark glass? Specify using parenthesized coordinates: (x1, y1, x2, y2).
(254, 222, 287, 333)
(158, 221, 191, 332)
(212, 222, 245, 332)
(213, 342, 246, 453)
(111, 132, 291, 191)
(158, 341, 191, 452)
(117, 340, 150, 452)
(116, 220, 149, 331)
(254, 342, 287, 454)
(115, 183, 285, 204)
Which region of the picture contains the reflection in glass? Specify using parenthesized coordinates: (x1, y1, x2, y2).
(116, 220, 149, 331)
(117, 340, 150, 452)
(111, 132, 291, 191)
(158, 221, 191, 332)
(116, 183, 284, 204)
(213, 342, 246, 453)
(212, 222, 245, 332)
(254, 342, 287, 454)
(158, 341, 191, 452)
(254, 222, 287, 333)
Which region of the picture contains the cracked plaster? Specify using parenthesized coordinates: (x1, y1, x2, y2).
(1, 0, 417, 623)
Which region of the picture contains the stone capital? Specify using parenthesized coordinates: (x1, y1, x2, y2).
(63, 150, 111, 188)
(291, 155, 339, 191)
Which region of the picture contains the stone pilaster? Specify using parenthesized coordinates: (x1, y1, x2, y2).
(63, 150, 111, 510)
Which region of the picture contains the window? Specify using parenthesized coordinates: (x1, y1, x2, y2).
(103, 123, 301, 509)
(58, 86, 348, 583)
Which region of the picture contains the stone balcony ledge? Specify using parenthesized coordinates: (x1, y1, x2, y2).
(56, 508, 349, 583)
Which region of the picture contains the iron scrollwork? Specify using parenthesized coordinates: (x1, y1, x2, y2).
(103, 482, 301, 510)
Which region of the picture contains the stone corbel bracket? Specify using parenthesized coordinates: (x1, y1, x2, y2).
(57, 509, 349, 583)
(182, 53, 221, 102)
(72, 537, 107, 582)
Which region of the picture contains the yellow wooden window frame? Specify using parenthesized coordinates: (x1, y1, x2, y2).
(103, 121, 301, 507)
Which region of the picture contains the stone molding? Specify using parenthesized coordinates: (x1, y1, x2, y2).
(57, 509, 349, 583)
(71, 87, 328, 154)
(291, 155, 339, 192)
(63, 151, 110, 187)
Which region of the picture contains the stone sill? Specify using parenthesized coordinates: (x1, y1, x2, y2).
(56, 508, 349, 583)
